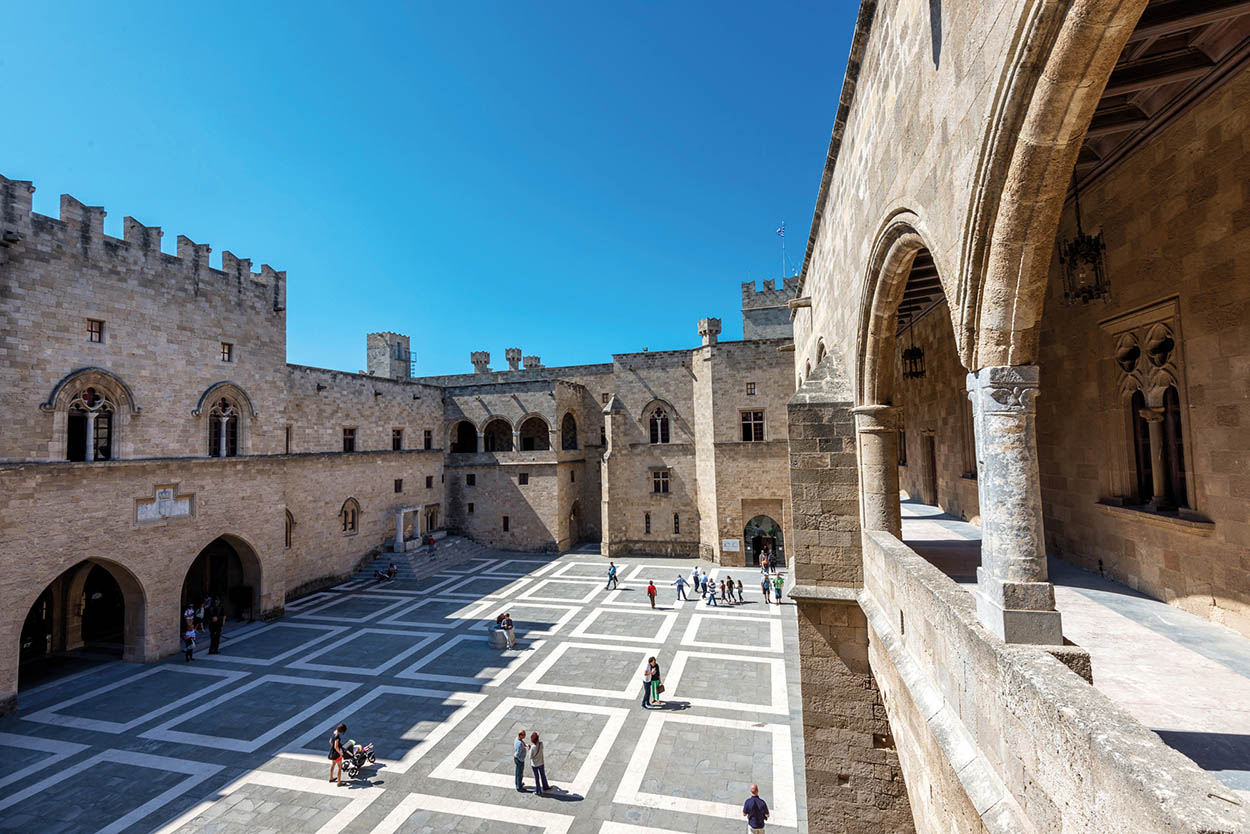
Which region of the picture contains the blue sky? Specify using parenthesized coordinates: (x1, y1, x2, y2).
(4, 1, 856, 375)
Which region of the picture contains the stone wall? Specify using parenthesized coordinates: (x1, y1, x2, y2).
(1034, 62, 1250, 638)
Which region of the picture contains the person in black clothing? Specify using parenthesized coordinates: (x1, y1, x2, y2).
(207, 601, 225, 654)
(329, 722, 347, 786)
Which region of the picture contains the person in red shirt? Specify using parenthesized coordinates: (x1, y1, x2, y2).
(646, 580, 657, 608)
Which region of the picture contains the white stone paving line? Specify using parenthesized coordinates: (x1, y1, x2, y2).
(614, 711, 797, 827)
(600, 587, 687, 610)
(0, 733, 88, 790)
(442, 557, 498, 575)
(517, 641, 652, 700)
(24, 664, 249, 734)
(598, 822, 689, 834)
(150, 769, 383, 834)
(484, 558, 560, 577)
(681, 613, 784, 653)
(284, 590, 336, 611)
(475, 600, 585, 637)
(568, 607, 679, 645)
(292, 592, 414, 623)
(0, 749, 220, 834)
(551, 560, 629, 581)
(196, 621, 347, 666)
(358, 574, 461, 596)
(329, 578, 373, 591)
(375, 792, 575, 834)
(140, 674, 360, 752)
(428, 695, 629, 797)
(396, 633, 547, 687)
(376, 597, 495, 629)
(286, 627, 443, 675)
(280, 685, 486, 774)
(440, 574, 536, 599)
(664, 650, 789, 715)
(518, 577, 605, 604)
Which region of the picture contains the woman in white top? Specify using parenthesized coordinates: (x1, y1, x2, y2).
(529, 732, 551, 794)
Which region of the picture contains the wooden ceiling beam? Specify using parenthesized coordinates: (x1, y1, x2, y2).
(1127, 0, 1250, 43)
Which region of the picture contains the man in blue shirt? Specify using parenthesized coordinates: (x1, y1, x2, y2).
(513, 730, 529, 792)
(743, 784, 770, 833)
(672, 574, 688, 601)
(606, 562, 619, 590)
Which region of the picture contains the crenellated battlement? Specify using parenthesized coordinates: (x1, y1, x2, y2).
(0, 173, 286, 311)
(741, 277, 799, 310)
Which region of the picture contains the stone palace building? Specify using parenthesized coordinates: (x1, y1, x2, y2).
(0, 178, 795, 710)
(5, 0, 1250, 832)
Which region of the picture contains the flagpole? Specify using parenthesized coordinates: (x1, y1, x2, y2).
(779, 221, 785, 278)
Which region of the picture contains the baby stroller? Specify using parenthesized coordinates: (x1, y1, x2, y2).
(342, 739, 377, 778)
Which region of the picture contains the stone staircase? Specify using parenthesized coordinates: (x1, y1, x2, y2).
(354, 534, 492, 585)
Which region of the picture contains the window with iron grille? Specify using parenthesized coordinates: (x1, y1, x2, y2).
(644, 512, 651, 534)
(673, 513, 680, 534)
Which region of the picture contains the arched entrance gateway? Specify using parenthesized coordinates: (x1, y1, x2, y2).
(19, 559, 144, 689)
(743, 515, 783, 566)
(181, 536, 262, 624)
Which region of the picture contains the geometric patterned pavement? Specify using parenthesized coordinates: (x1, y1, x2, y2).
(0, 548, 807, 834)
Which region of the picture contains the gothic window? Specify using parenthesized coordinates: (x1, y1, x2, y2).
(208, 398, 239, 457)
(284, 510, 294, 549)
(67, 387, 114, 462)
(1130, 390, 1153, 502)
(652, 469, 670, 494)
(649, 408, 670, 444)
(561, 413, 578, 450)
(741, 410, 765, 442)
(1163, 386, 1187, 508)
(340, 499, 360, 535)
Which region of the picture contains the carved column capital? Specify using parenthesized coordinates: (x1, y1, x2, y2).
(852, 404, 902, 433)
(966, 365, 1040, 414)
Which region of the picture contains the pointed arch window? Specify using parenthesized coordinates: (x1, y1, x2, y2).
(649, 408, 670, 444)
(284, 510, 295, 549)
(67, 387, 114, 461)
(340, 498, 360, 535)
(208, 398, 240, 457)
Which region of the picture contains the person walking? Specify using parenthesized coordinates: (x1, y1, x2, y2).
(719, 579, 728, 603)
(182, 625, 196, 662)
(207, 599, 225, 654)
(514, 730, 530, 791)
(606, 562, 619, 590)
(647, 656, 663, 706)
(761, 574, 772, 604)
(646, 580, 657, 608)
(705, 581, 719, 607)
(427, 535, 437, 558)
(673, 574, 688, 601)
(641, 661, 653, 708)
(743, 784, 770, 833)
(736, 578, 745, 603)
(689, 566, 700, 595)
(724, 574, 734, 604)
(698, 570, 707, 596)
(501, 612, 517, 648)
(772, 573, 784, 604)
(529, 732, 551, 794)
(329, 723, 347, 786)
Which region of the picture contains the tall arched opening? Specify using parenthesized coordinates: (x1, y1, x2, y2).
(482, 418, 512, 452)
(182, 536, 262, 624)
(18, 559, 145, 690)
(518, 416, 550, 451)
(450, 420, 478, 454)
(561, 413, 578, 450)
(744, 515, 784, 567)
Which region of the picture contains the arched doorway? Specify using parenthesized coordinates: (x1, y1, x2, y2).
(744, 515, 784, 566)
(19, 559, 141, 689)
(182, 536, 261, 624)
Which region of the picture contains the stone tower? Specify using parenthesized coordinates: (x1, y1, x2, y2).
(367, 332, 411, 380)
(471, 351, 491, 374)
(505, 348, 522, 371)
(741, 278, 799, 340)
(698, 317, 722, 346)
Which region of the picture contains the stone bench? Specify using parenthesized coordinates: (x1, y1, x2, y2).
(486, 626, 508, 649)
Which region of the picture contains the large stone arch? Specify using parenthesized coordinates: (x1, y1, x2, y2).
(180, 533, 265, 623)
(39, 367, 140, 461)
(960, 0, 1148, 369)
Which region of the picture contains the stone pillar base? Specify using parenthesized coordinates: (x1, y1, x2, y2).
(975, 588, 1063, 645)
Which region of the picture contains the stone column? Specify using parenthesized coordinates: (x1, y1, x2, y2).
(217, 416, 229, 458)
(966, 365, 1062, 645)
(84, 411, 97, 462)
(395, 510, 405, 550)
(852, 404, 902, 538)
(476, 431, 485, 454)
(1138, 406, 1167, 509)
(512, 430, 521, 452)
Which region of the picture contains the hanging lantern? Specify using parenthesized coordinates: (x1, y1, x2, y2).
(1058, 178, 1110, 305)
(901, 328, 926, 380)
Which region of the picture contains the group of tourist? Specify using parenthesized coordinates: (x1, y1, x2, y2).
(606, 561, 786, 608)
(180, 595, 224, 660)
(513, 729, 552, 794)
